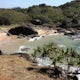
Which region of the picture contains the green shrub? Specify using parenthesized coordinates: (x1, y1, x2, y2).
(0, 10, 27, 24)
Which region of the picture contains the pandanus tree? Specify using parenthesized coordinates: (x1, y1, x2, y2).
(63, 48, 79, 80)
(32, 43, 64, 67)
(31, 47, 42, 61)
(32, 43, 79, 79)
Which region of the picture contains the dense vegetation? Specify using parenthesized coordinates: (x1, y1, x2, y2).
(27, 4, 64, 24)
(0, 9, 27, 24)
(0, 0, 80, 27)
(31, 43, 80, 66)
(60, 0, 80, 20)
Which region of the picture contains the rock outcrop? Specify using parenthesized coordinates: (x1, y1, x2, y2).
(8, 25, 38, 37)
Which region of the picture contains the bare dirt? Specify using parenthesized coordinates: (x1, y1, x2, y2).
(0, 55, 63, 80)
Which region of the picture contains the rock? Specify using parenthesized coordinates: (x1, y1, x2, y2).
(8, 25, 38, 36)
(31, 19, 43, 25)
(73, 24, 80, 30)
(0, 50, 3, 55)
(64, 32, 75, 36)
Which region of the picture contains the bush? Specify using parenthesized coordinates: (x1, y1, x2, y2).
(27, 5, 64, 25)
(0, 10, 27, 24)
(0, 17, 11, 25)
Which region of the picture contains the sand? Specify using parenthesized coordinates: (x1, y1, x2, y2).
(0, 32, 17, 45)
(0, 28, 58, 43)
(36, 28, 57, 36)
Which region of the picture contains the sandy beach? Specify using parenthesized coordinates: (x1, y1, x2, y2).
(0, 32, 18, 45)
(0, 28, 58, 44)
(36, 28, 57, 36)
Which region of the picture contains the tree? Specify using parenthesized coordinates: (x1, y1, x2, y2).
(32, 43, 64, 67)
(63, 48, 79, 80)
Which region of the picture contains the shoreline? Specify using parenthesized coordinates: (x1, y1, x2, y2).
(0, 27, 61, 54)
(0, 27, 61, 44)
(0, 28, 80, 80)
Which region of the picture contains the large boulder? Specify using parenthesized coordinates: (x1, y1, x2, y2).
(8, 26, 38, 36)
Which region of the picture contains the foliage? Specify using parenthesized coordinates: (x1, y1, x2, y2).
(0, 16, 11, 25)
(31, 43, 80, 66)
(60, 0, 80, 20)
(27, 5, 64, 24)
(0, 0, 80, 26)
(0, 9, 27, 24)
(32, 43, 62, 66)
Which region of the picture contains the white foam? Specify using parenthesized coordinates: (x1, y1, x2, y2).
(36, 57, 52, 66)
(58, 44, 66, 48)
(28, 38, 35, 41)
(69, 66, 78, 72)
(28, 36, 42, 42)
(18, 46, 27, 53)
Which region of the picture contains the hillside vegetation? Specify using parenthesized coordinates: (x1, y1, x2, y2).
(0, 0, 80, 27)
(0, 10, 27, 24)
(60, 0, 80, 20)
(27, 4, 64, 24)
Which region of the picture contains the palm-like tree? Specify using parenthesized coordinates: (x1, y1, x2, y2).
(32, 43, 80, 79)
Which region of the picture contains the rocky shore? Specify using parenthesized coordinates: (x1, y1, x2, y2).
(0, 26, 80, 80)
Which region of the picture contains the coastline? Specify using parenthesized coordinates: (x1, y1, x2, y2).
(0, 27, 60, 44)
(0, 27, 80, 80)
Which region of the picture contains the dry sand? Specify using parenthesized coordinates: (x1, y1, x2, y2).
(36, 28, 57, 36)
(0, 32, 17, 45)
(0, 28, 58, 44)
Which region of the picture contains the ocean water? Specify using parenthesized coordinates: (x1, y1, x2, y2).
(23, 35, 80, 54)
